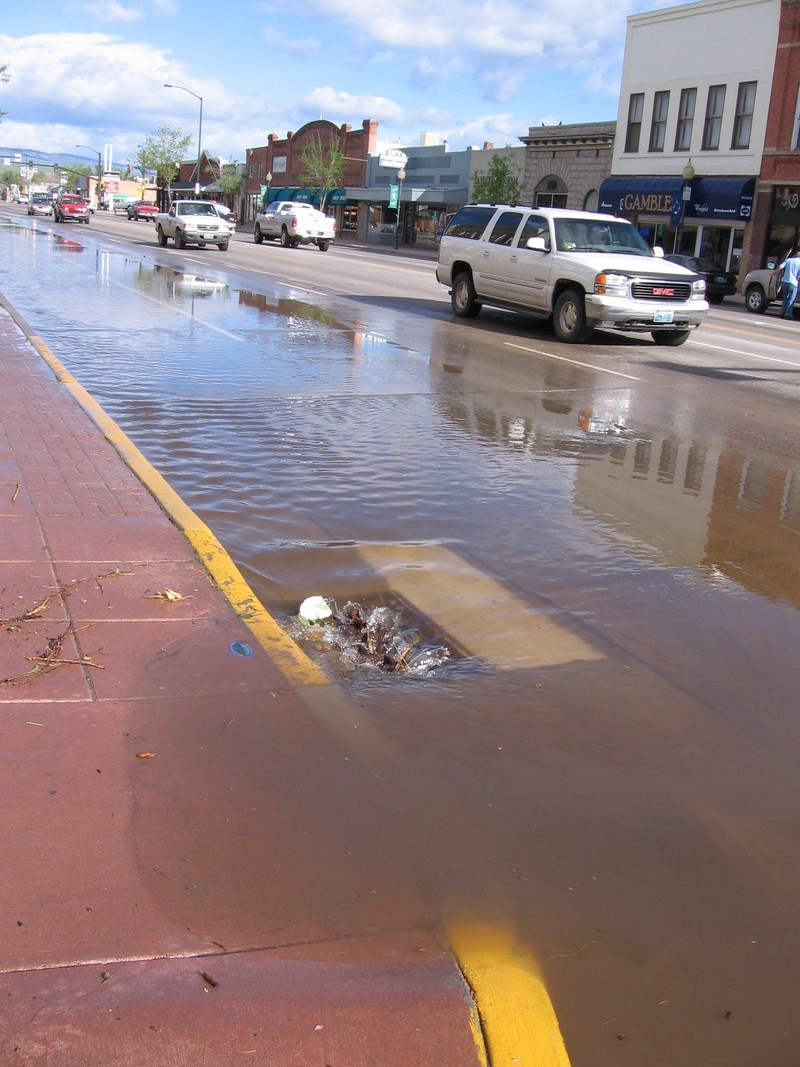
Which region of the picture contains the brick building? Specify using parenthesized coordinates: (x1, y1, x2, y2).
(243, 118, 378, 223)
(745, 0, 800, 270)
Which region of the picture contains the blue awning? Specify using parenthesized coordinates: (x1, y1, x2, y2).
(599, 175, 756, 222)
(598, 176, 681, 217)
(690, 176, 755, 221)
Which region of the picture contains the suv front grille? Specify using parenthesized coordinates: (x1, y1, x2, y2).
(631, 278, 693, 302)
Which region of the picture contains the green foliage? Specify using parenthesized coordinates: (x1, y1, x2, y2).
(472, 154, 522, 205)
(140, 126, 192, 191)
(297, 135, 346, 210)
(217, 160, 241, 197)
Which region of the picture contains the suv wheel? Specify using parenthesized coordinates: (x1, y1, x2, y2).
(451, 271, 481, 318)
(553, 289, 593, 343)
(254, 225, 264, 244)
(280, 227, 292, 248)
(744, 285, 768, 314)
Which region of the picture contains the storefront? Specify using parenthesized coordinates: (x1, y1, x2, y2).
(762, 185, 800, 266)
(598, 175, 755, 274)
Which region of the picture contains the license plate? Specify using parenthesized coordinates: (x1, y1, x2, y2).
(653, 311, 674, 323)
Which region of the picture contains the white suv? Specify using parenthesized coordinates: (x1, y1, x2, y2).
(436, 205, 708, 345)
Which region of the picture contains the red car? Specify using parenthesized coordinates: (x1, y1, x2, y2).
(53, 194, 90, 224)
(127, 200, 159, 221)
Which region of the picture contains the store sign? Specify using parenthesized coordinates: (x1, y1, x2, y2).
(388, 184, 399, 208)
(379, 150, 408, 169)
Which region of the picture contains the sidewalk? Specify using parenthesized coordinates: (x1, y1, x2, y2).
(0, 298, 488, 1065)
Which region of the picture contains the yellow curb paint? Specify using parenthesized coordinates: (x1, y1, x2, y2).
(448, 923, 572, 1067)
(17, 315, 572, 1067)
(28, 333, 329, 690)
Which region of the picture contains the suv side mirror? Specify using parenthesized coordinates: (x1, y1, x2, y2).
(525, 236, 548, 252)
(652, 246, 665, 258)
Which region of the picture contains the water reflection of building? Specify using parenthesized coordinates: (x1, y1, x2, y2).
(431, 355, 800, 607)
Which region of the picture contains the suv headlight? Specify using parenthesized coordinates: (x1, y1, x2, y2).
(594, 272, 629, 296)
(692, 278, 706, 297)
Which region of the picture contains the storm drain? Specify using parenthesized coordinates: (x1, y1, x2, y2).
(282, 593, 463, 677)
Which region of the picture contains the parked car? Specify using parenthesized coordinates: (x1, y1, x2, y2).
(665, 254, 737, 304)
(27, 193, 53, 216)
(53, 194, 90, 224)
(127, 200, 159, 221)
(742, 261, 787, 313)
(253, 201, 336, 250)
(436, 204, 707, 345)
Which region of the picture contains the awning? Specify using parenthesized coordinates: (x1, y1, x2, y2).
(261, 187, 300, 204)
(599, 175, 756, 222)
(690, 176, 755, 220)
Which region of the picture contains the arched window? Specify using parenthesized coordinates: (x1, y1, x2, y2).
(535, 175, 567, 208)
(583, 189, 599, 212)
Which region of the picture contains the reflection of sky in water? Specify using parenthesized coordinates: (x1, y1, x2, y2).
(2, 221, 800, 615)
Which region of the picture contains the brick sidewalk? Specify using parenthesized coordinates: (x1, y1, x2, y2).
(0, 301, 486, 1065)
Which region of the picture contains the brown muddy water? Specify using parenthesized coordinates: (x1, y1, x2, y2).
(2, 220, 800, 1066)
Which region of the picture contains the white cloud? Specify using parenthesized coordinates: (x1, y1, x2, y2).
(74, 0, 143, 22)
(304, 86, 405, 123)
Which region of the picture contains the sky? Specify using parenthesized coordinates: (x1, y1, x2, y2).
(0, 0, 683, 170)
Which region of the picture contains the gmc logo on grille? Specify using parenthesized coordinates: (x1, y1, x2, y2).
(652, 287, 675, 297)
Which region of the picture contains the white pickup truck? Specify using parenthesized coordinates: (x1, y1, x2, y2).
(253, 200, 336, 251)
(436, 204, 708, 345)
(154, 200, 231, 251)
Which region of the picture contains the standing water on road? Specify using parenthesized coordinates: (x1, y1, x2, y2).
(2, 217, 800, 1067)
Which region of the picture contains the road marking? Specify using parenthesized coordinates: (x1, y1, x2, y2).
(690, 339, 800, 369)
(504, 342, 642, 380)
(358, 544, 603, 669)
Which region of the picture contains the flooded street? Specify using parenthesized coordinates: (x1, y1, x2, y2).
(2, 213, 800, 1065)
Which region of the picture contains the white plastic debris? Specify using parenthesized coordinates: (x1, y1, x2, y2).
(299, 595, 333, 623)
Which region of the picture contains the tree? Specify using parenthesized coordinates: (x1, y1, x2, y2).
(61, 163, 92, 190)
(140, 126, 191, 205)
(297, 135, 346, 211)
(217, 160, 241, 200)
(472, 154, 522, 205)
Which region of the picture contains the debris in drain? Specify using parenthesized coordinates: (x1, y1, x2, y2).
(291, 597, 451, 676)
(298, 595, 334, 623)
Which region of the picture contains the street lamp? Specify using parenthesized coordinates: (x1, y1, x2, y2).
(164, 83, 203, 196)
(394, 167, 406, 250)
(673, 158, 696, 255)
(75, 144, 102, 205)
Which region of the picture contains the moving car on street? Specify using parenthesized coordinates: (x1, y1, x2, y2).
(437, 204, 708, 345)
(53, 194, 90, 224)
(27, 193, 53, 217)
(253, 201, 336, 251)
(154, 200, 230, 250)
(127, 200, 159, 221)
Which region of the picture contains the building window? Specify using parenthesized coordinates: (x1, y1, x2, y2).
(535, 175, 567, 209)
(649, 91, 670, 151)
(674, 88, 696, 152)
(702, 85, 726, 150)
(625, 93, 644, 152)
(732, 81, 756, 149)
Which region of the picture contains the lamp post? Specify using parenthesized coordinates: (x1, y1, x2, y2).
(164, 83, 203, 196)
(673, 158, 696, 255)
(266, 170, 272, 205)
(394, 167, 406, 250)
(75, 144, 102, 206)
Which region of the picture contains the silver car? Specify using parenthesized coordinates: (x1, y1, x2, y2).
(27, 193, 53, 217)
